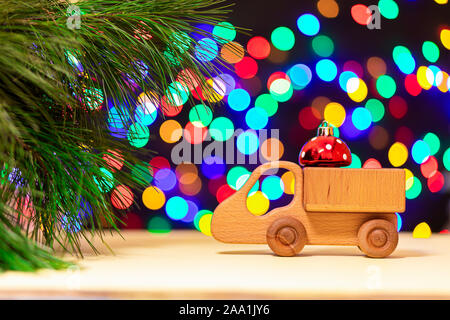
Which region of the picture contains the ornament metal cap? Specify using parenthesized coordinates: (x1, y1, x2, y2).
(317, 120, 334, 136)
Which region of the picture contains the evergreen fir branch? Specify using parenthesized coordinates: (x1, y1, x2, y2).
(0, 0, 236, 271)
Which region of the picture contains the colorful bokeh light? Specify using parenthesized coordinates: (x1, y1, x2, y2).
(271, 26, 295, 51)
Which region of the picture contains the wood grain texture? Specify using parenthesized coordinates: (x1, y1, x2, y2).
(266, 216, 307, 256)
(358, 219, 398, 258)
(211, 161, 403, 252)
(304, 167, 405, 213)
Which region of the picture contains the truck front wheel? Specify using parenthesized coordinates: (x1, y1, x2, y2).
(358, 219, 398, 258)
(266, 216, 307, 256)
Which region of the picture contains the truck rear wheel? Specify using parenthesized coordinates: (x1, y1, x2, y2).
(358, 219, 398, 258)
(266, 216, 307, 256)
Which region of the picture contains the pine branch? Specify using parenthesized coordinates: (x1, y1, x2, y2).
(0, 0, 235, 271)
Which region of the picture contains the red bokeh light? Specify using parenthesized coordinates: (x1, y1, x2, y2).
(102, 149, 124, 172)
(161, 95, 182, 116)
(235, 56, 258, 79)
(267, 71, 290, 90)
(394, 126, 414, 148)
(247, 36, 271, 60)
(184, 121, 208, 144)
(427, 171, 444, 193)
(351, 4, 371, 26)
(404, 74, 422, 96)
(111, 185, 134, 210)
(343, 60, 364, 78)
(420, 156, 438, 178)
(208, 175, 227, 196)
(149, 156, 171, 174)
(388, 96, 408, 119)
(298, 107, 321, 130)
(122, 212, 144, 229)
(216, 184, 236, 203)
(363, 158, 382, 168)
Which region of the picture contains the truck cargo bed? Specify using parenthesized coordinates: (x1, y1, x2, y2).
(303, 167, 405, 213)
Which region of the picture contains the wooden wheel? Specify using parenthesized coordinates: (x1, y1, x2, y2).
(358, 219, 398, 258)
(266, 216, 307, 256)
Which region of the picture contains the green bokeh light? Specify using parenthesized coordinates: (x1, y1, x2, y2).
(189, 105, 213, 127)
(312, 35, 334, 57)
(166, 81, 189, 106)
(255, 94, 279, 117)
(127, 123, 150, 148)
(213, 22, 236, 43)
(227, 166, 250, 190)
(131, 162, 153, 185)
(423, 132, 440, 156)
(422, 41, 440, 63)
(147, 216, 171, 233)
(376, 75, 397, 98)
(406, 177, 422, 200)
(443, 147, 450, 171)
(271, 26, 295, 51)
(94, 167, 114, 193)
(345, 153, 362, 168)
(169, 31, 191, 53)
(209, 117, 234, 141)
(269, 79, 294, 102)
(378, 0, 399, 20)
(365, 99, 385, 122)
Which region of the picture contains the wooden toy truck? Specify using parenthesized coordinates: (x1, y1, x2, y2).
(211, 161, 405, 258)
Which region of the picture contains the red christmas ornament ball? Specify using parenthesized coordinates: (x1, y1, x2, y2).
(299, 121, 352, 167)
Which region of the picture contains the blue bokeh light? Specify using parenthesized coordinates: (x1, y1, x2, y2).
(201, 156, 226, 179)
(245, 107, 269, 130)
(237, 130, 260, 155)
(288, 64, 312, 89)
(228, 88, 251, 111)
(154, 168, 177, 191)
(339, 71, 358, 92)
(352, 107, 372, 131)
(297, 13, 320, 36)
(165, 196, 188, 220)
(316, 59, 337, 82)
(411, 140, 431, 164)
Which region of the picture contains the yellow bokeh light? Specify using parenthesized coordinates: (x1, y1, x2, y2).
(440, 29, 450, 50)
(137, 90, 158, 106)
(388, 142, 408, 167)
(413, 222, 431, 238)
(204, 78, 224, 103)
(404, 168, 414, 190)
(437, 71, 449, 92)
(246, 191, 270, 215)
(142, 186, 166, 210)
(347, 78, 368, 102)
(160, 120, 183, 143)
(434, 0, 448, 4)
(417, 66, 432, 90)
(281, 171, 295, 194)
(324, 102, 346, 127)
(199, 213, 213, 236)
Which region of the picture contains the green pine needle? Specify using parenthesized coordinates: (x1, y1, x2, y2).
(0, 0, 236, 271)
